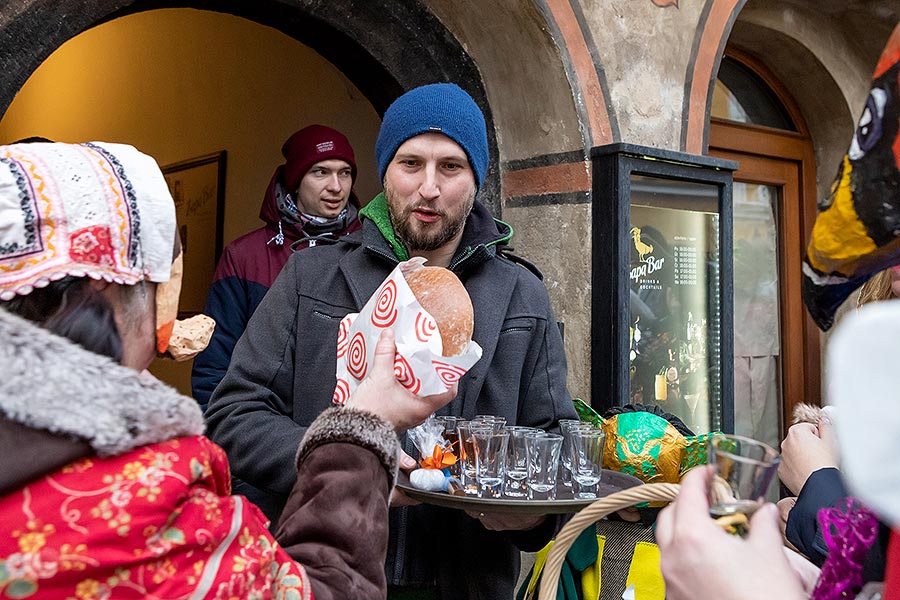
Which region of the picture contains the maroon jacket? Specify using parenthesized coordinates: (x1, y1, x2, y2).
(191, 166, 361, 410)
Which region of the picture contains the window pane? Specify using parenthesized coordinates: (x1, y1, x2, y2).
(712, 57, 796, 131)
(732, 182, 782, 452)
(628, 175, 722, 435)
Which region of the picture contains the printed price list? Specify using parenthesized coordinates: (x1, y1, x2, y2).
(673, 237, 698, 286)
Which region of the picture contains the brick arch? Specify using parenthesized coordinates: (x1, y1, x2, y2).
(0, 0, 502, 214)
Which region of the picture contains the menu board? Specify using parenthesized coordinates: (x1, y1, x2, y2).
(628, 175, 722, 434)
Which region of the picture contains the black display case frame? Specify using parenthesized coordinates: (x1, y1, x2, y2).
(591, 143, 738, 434)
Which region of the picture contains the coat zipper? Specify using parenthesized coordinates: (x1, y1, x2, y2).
(392, 435, 415, 583)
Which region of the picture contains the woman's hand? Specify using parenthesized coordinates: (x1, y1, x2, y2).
(656, 465, 807, 600)
(347, 328, 458, 432)
(779, 419, 839, 495)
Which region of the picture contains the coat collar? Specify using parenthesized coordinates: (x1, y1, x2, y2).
(358, 193, 513, 274)
(0, 308, 204, 459)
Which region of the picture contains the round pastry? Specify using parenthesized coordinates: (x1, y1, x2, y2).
(405, 267, 474, 356)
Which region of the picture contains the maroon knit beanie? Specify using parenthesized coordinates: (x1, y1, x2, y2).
(281, 125, 357, 192)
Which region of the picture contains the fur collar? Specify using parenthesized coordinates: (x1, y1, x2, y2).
(0, 308, 204, 456)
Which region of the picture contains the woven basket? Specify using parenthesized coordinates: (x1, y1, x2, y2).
(536, 482, 682, 600)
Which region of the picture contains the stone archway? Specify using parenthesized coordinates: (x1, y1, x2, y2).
(0, 0, 501, 213)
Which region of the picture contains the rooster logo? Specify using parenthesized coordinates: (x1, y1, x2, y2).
(630, 227, 654, 263)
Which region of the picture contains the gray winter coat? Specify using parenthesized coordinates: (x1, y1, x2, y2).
(206, 200, 577, 599)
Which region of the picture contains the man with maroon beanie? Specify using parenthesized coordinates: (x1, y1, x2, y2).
(192, 125, 361, 412)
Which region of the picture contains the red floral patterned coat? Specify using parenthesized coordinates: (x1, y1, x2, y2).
(0, 435, 310, 600)
(0, 307, 399, 600)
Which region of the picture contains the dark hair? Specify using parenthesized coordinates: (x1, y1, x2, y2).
(2, 277, 123, 362)
(11, 136, 54, 144)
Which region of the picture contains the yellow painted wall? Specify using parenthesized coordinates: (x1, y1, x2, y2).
(0, 8, 382, 396)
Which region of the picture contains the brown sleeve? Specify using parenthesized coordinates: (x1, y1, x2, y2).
(274, 408, 398, 600)
(0, 415, 92, 495)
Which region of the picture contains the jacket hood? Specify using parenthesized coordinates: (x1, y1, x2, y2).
(259, 165, 360, 232)
(0, 308, 205, 463)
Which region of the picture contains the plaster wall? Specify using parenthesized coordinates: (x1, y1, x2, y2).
(503, 203, 593, 398)
(732, 2, 879, 204)
(577, 0, 704, 149)
(0, 9, 383, 394)
(428, 0, 586, 160)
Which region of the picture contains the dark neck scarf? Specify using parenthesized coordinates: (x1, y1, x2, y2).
(269, 180, 355, 246)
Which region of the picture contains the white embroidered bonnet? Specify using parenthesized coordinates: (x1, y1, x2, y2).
(0, 142, 176, 299)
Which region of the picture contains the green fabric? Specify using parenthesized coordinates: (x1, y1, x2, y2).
(387, 586, 439, 600)
(516, 529, 599, 600)
(359, 192, 408, 261)
(568, 527, 600, 571)
(489, 217, 514, 247)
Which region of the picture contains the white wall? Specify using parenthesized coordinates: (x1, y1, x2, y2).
(0, 8, 383, 394)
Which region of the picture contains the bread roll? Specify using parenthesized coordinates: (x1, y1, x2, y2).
(405, 267, 473, 356)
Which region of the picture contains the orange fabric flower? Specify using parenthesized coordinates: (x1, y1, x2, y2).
(420, 444, 457, 470)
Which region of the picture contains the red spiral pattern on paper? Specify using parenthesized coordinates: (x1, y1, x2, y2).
(393, 352, 421, 394)
(432, 360, 467, 387)
(371, 280, 398, 328)
(414, 312, 437, 344)
(332, 378, 350, 405)
(336, 317, 350, 358)
(347, 332, 368, 380)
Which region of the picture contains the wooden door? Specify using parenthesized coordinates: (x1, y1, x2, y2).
(710, 120, 819, 442)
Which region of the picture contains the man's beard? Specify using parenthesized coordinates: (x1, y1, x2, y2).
(385, 182, 475, 252)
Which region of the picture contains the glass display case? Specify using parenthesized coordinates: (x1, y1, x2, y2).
(591, 143, 737, 434)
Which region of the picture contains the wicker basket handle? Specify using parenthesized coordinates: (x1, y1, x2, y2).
(536, 482, 682, 600)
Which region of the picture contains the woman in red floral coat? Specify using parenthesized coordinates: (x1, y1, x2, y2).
(0, 142, 454, 600)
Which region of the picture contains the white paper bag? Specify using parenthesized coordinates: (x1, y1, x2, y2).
(333, 259, 482, 404)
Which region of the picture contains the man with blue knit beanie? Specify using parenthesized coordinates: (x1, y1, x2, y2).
(374, 82, 490, 189)
(206, 82, 576, 600)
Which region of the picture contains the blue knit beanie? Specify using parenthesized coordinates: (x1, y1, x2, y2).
(375, 83, 489, 190)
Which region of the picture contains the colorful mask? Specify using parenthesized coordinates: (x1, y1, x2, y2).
(802, 24, 900, 329)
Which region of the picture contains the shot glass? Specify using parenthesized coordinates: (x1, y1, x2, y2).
(472, 430, 509, 499)
(457, 421, 491, 495)
(525, 433, 563, 500)
(473, 415, 507, 431)
(708, 433, 780, 521)
(435, 416, 461, 476)
(569, 429, 606, 499)
(560, 422, 593, 488)
(503, 426, 539, 497)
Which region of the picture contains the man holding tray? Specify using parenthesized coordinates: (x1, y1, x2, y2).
(206, 82, 577, 600)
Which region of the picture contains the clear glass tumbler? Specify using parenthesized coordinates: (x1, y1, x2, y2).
(525, 433, 563, 500)
(472, 430, 510, 499)
(503, 426, 539, 497)
(708, 433, 780, 520)
(570, 429, 606, 499)
(457, 422, 491, 495)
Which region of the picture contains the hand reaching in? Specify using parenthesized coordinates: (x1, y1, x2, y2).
(778, 419, 839, 495)
(347, 328, 458, 432)
(656, 465, 806, 600)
